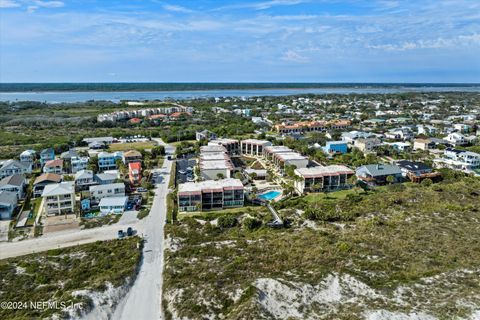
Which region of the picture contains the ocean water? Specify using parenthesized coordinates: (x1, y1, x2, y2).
(1, 84, 479, 103)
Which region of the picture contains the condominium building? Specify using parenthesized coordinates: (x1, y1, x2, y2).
(178, 179, 244, 212)
(208, 139, 240, 155)
(42, 182, 76, 216)
(294, 165, 354, 194)
(240, 139, 272, 156)
(274, 120, 351, 135)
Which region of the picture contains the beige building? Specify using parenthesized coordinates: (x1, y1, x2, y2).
(413, 138, 435, 151)
(42, 182, 76, 216)
(240, 139, 272, 156)
(354, 137, 382, 152)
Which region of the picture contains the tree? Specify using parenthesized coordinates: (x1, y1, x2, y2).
(216, 173, 225, 180)
(347, 175, 358, 187)
(386, 175, 395, 184)
(87, 156, 98, 173)
(421, 178, 433, 187)
(116, 159, 127, 177)
(217, 216, 238, 229)
(63, 175, 74, 181)
(151, 146, 165, 159)
(243, 217, 262, 230)
(234, 172, 243, 180)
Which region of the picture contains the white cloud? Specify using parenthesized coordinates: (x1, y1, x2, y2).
(215, 0, 307, 11)
(33, 0, 64, 8)
(27, 5, 37, 12)
(281, 50, 309, 63)
(0, 0, 20, 8)
(368, 34, 480, 51)
(162, 4, 192, 13)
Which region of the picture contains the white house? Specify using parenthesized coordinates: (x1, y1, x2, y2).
(98, 196, 128, 215)
(0, 174, 26, 200)
(0, 160, 32, 179)
(89, 183, 125, 201)
(444, 133, 468, 146)
(42, 182, 76, 216)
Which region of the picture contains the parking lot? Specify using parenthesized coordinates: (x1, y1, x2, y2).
(176, 158, 196, 184)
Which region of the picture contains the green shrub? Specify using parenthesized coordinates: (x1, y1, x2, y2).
(217, 216, 238, 229)
(243, 217, 262, 230)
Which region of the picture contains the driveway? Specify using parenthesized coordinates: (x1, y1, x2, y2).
(118, 210, 139, 226)
(0, 220, 10, 242)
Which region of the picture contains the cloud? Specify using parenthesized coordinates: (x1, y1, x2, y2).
(215, 0, 307, 11)
(281, 50, 309, 63)
(33, 0, 64, 8)
(27, 5, 37, 12)
(0, 0, 20, 8)
(162, 4, 192, 13)
(368, 34, 480, 51)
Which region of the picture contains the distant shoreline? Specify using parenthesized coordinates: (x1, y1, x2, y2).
(1, 82, 479, 93)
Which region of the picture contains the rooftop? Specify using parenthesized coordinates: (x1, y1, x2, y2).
(99, 196, 128, 207)
(42, 182, 74, 197)
(34, 173, 62, 185)
(90, 182, 125, 192)
(295, 165, 354, 178)
(0, 174, 25, 187)
(178, 178, 243, 194)
(0, 190, 17, 206)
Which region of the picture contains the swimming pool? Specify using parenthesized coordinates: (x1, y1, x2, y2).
(258, 190, 282, 201)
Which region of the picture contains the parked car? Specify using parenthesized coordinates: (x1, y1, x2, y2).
(117, 230, 125, 239)
(126, 227, 133, 236)
(178, 170, 186, 174)
(137, 187, 148, 192)
(126, 203, 133, 210)
(187, 176, 195, 182)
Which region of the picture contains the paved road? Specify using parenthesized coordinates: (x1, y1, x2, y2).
(113, 139, 174, 320)
(0, 219, 144, 260)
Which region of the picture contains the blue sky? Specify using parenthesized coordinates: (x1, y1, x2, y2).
(0, 0, 479, 82)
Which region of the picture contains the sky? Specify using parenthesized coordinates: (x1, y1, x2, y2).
(0, 0, 479, 83)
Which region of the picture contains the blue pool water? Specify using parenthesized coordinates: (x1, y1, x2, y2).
(258, 190, 282, 201)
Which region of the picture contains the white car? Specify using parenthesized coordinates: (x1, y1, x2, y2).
(178, 170, 186, 174)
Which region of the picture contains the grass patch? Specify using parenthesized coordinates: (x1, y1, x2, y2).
(109, 141, 156, 151)
(303, 187, 365, 203)
(79, 214, 120, 229)
(0, 238, 142, 319)
(137, 208, 150, 220)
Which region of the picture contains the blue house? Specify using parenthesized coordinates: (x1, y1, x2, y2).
(323, 141, 348, 155)
(40, 148, 55, 166)
(98, 151, 123, 172)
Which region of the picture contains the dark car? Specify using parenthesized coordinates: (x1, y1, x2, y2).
(126, 227, 133, 236)
(117, 230, 125, 239)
